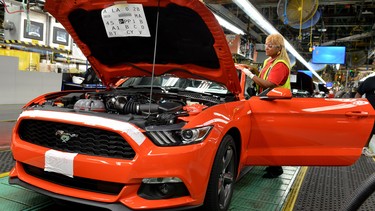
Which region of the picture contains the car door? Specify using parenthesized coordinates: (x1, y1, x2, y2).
(245, 90, 375, 166)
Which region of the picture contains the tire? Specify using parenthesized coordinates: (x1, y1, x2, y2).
(203, 134, 237, 211)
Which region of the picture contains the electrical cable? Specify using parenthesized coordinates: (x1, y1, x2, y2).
(297, 0, 304, 40)
(22, 0, 31, 33)
(310, 12, 313, 43)
(341, 171, 375, 211)
(0, 0, 24, 14)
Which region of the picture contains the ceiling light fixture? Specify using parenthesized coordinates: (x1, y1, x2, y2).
(214, 14, 245, 35)
(232, 0, 326, 84)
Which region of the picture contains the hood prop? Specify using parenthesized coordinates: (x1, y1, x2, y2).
(147, 0, 161, 119)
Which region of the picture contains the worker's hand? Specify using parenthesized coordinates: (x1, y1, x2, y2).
(242, 68, 255, 79)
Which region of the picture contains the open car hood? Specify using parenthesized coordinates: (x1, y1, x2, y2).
(45, 0, 241, 94)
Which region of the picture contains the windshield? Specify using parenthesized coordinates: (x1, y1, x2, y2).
(119, 76, 229, 94)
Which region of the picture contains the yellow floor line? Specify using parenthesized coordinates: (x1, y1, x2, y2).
(0, 120, 16, 122)
(282, 166, 308, 211)
(0, 172, 10, 178)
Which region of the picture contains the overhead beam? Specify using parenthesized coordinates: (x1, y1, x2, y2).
(319, 0, 375, 5)
(321, 31, 375, 45)
(315, 24, 373, 27)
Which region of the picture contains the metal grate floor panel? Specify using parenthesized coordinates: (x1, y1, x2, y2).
(0, 150, 15, 174)
(293, 155, 375, 211)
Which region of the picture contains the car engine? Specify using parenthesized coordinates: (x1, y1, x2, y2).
(30, 89, 232, 129)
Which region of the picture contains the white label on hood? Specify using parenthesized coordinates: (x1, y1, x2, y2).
(102, 4, 151, 37)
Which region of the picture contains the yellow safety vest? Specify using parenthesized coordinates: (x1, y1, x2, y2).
(259, 57, 291, 90)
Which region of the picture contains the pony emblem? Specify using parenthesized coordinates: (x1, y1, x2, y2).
(55, 130, 78, 143)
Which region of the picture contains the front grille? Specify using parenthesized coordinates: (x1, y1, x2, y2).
(23, 163, 124, 195)
(18, 119, 136, 159)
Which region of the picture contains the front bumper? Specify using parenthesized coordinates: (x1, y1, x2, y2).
(9, 111, 222, 210)
(9, 177, 200, 211)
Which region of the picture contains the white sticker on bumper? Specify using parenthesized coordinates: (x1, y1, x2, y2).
(44, 149, 78, 178)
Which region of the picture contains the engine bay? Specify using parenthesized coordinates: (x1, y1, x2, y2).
(28, 89, 232, 129)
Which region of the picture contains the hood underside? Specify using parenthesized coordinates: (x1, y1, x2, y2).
(44, 0, 241, 94)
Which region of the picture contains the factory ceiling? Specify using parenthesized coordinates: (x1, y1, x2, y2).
(207, 0, 375, 70)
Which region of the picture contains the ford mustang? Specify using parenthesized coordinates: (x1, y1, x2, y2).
(9, 0, 375, 210)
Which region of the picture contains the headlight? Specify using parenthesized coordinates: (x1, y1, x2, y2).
(146, 126, 212, 146)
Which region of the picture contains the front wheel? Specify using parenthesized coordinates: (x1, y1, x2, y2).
(203, 134, 237, 211)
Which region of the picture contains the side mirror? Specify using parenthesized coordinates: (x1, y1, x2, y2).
(260, 87, 292, 100)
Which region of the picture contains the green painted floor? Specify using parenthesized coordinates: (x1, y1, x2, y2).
(0, 175, 54, 211)
(0, 166, 300, 211)
(230, 166, 300, 211)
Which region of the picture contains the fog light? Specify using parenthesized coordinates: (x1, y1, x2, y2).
(138, 177, 189, 199)
(158, 183, 175, 196)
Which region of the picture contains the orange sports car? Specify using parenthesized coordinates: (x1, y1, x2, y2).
(9, 0, 375, 210)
